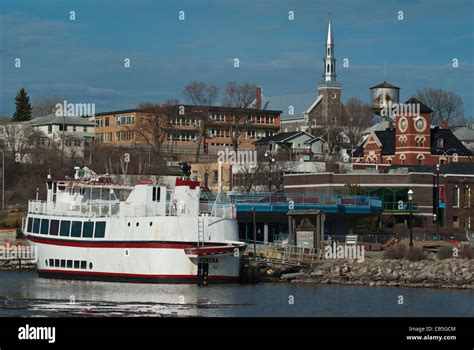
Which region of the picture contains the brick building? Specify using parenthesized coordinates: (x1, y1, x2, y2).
(353, 98, 472, 169)
(93, 105, 281, 155)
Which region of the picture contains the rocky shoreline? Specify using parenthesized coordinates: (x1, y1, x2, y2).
(279, 258, 474, 290)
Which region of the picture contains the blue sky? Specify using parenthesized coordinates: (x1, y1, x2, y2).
(1, 0, 473, 117)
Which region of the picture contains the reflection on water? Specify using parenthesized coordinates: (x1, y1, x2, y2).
(0, 272, 472, 317)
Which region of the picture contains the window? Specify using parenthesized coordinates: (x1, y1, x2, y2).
(80, 261, 87, 269)
(152, 187, 160, 201)
(82, 222, 94, 238)
(49, 258, 54, 267)
(71, 221, 82, 237)
(453, 186, 460, 207)
(74, 260, 80, 269)
(464, 187, 471, 208)
(453, 216, 459, 229)
(40, 219, 49, 235)
(105, 117, 110, 126)
(27, 218, 33, 232)
(32, 218, 41, 233)
(54, 259, 59, 267)
(49, 220, 59, 236)
(48, 125, 52, 134)
(60, 221, 71, 236)
(94, 222, 106, 238)
(60, 259, 66, 268)
(437, 138, 444, 149)
(67, 260, 73, 268)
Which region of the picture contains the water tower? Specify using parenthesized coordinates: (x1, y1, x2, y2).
(369, 81, 400, 117)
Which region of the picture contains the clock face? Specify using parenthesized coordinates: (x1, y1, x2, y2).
(414, 117, 426, 132)
(399, 117, 408, 132)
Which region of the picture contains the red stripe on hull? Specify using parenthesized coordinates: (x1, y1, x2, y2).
(27, 235, 222, 249)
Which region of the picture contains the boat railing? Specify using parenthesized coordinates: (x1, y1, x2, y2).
(199, 202, 235, 219)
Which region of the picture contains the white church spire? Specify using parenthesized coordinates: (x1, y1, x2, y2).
(323, 20, 336, 82)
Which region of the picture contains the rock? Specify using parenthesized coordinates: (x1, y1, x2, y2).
(281, 272, 305, 280)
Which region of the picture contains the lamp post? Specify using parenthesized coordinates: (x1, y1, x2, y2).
(408, 189, 414, 247)
(264, 150, 275, 193)
(435, 163, 440, 238)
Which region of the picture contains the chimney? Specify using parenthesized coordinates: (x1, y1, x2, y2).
(256, 86, 262, 110)
(441, 119, 448, 129)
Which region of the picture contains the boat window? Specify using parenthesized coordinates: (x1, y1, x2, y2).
(80, 261, 87, 269)
(94, 222, 106, 238)
(67, 260, 73, 268)
(50, 220, 59, 236)
(40, 219, 49, 235)
(71, 221, 82, 237)
(61, 259, 66, 268)
(74, 260, 80, 268)
(156, 187, 160, 201)
(82, 222, 94, 238)
(152, 187, 156, 201)
(60, 221, 71, 237)
(33, 218, 41, 233)
(27, 218, 33, 232)
(55, 259, 60, 267)
(49, 258, 54, 266)
(89, 262, 93, 269)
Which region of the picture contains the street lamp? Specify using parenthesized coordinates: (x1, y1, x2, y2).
(408, 189, 414, 247)
(264, 150, 275, 193)
(435, 163, 440, 238)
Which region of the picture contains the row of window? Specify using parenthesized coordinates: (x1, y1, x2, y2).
(47, 125, 89, 134)
(116, 130, 134, 141)
(27, 218, 106, 238)
(95, 117, 110, 127)
(116, 115, 134, 126)
(47, 258, 91, 270)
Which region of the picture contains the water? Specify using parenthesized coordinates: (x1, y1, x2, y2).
(0, 271, 472, 317)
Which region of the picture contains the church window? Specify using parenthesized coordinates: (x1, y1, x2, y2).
(437, 138, 444, 149)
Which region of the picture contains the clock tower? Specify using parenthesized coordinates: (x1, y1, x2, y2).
(394, 97, 433, 165)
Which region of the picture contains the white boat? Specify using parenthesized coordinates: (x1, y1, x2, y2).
(24, 168, 245, 284)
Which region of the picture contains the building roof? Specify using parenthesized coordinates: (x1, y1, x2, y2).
(362, 120, 390, 136)
(95, 105, 282, 117)
(251, 92, 318, 120)
(370, 81, 400, 89)
(30, 114, 95, 126)
(389, 163, 474, 175)
(453, 127, 474, 141)
(253, 131, 312, 145)
(431, 128, 472, 156)
(354, 127, 472, 157)
(404, 97, 433, 114)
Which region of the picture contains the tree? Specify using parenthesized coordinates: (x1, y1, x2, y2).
(222, 81, 257, 152)
(1, 118, 39, 160)
(32, 96, 66, 117)
(342, 98, 375, 146)
(133, 102, 177, 155)
(183, 81, 219, 162)
(12, 88, 32, 122)
(414, 88, 464, 126)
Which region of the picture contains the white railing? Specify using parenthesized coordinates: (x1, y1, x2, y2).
(199, 202, 234, 219)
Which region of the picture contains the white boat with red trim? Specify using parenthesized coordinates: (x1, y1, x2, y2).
(24, 169, 245, 284)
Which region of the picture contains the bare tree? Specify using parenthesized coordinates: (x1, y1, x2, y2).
(414, 88, 464, 126)
(133, 102, 176, 155)
(32, 96, 67, 117)
(183, 81, 219, 162)
(1, 119, 39, 161)
(222, 81, 257, 152)
(342, 98, 375, 145)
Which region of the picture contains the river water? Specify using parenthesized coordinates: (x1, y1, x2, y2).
(0, 271, 472, 317)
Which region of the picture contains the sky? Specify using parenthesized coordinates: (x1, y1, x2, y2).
(0, 0, 473, 117)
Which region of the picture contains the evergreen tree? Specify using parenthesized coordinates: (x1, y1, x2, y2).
(12, 88, 32, 121)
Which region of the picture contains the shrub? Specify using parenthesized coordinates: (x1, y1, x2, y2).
(406, 246, 426, 261)
(383, 244, 407, 260)
(459, 244, 473, 259)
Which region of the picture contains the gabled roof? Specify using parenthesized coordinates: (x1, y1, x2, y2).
(431, 128, 472, 156)
(404, 97, 433, 114)
(353, 129, 395, 157)
(362, 120, 390, 136)
(305, 136, 327, 145)
(253, 131, 313, 145)
(30, 114, 95, 126)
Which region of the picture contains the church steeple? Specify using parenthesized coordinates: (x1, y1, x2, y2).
(323, 21, 336, 82)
